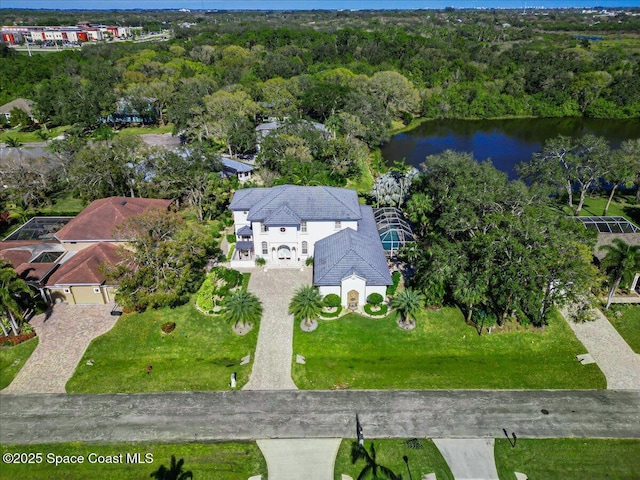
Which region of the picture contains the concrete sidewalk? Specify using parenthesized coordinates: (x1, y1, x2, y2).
(257, 439, 342, 480)
(434, 438, 499, 480)
(562, 307, 640, 389)
(242, 268, 311, 390)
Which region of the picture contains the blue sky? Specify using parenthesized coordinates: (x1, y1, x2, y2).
(2, 0, 640, 9)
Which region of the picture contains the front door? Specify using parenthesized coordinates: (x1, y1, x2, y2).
(348, 289, 359, 309)
(277, 245, 291, 260)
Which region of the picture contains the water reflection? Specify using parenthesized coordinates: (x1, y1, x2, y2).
(382, 118, 640, 179)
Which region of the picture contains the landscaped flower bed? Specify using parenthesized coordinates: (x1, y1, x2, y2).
(196, 267, 246, 315)
(364, 303, 388, 316)
(0, 332, 36, 346)
(161, 322, 176, 334)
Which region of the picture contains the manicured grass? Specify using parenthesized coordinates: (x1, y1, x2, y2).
(495, 438, 640, 480)
(0, 442, 266, 480)
(562, 193, 640, 225)
(37, 194, 86, 216)
(604, 305, 640, 353)
(116, 124, 174, 135)
(292, 308, 605, 390)
(0, 337, 38, 390)
(334, 439, 454, 480)
(0, 125, 71, 143)
(66, 301, 258, 393)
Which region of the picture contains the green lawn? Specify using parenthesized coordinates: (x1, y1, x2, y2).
(66, 301, 258, 393)
(0, 337, 38, 390)
(292, 309, 605, 389)
(604, 305, 640, 353)
(1, 125, 71, 143)
(116, 124, 174, 135)
(37, 194, 86, 216)
(0, 442, 266, 480)
(334, 439, 454, 480)
(495, 438, 640, 480)
(563, 193, 640, 225)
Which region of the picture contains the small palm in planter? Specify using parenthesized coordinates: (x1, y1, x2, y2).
(289, 285, 323, 331)
(391, 288, 425, 330)
(222, 289, 262, 335)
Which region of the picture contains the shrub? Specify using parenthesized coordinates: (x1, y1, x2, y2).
(367, 293, 384, 305)
(320, 305, 342, 318)
(161, 322, 176, 333)
(323, 294, 341, 307)
(226, 233, 237, 244)
(364, 303, 388, 316)
(255, 257, 266, 267)
(386, 271, 401, 296)
(305, 256, 314, 266)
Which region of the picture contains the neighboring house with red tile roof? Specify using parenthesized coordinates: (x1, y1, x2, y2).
(2, 196, 172, 305)
(54, 196, 173, 250)
(46, 242, 122, 305)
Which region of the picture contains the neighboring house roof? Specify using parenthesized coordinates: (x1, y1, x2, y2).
(221, 156, 253, 173)
(255, 119, 328, 137)
(46, 242, 122, 286)
(313, 206, 392, 287)
(0, 241, 66, 284)
(230, 185, 362, 223)
(0, 98, 35, 117)
(55, 196, 172, 242)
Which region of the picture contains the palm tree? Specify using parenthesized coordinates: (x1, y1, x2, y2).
(0, 260, 33, 336)
(452, 271, 488, 333)
(150, 455, 193, 480)
(391, 288, 425, 328)
(221, 289, 262, 332)
(351, 442, 402, 480)
(600, 239, 640, 309)
(4, 136, 23, 148)
(289, 285, 323, 328)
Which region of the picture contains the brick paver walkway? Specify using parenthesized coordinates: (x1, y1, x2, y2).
(1, 304, 117, 394)
(242, 267, 312, 390)
(562, 307, 640, 390)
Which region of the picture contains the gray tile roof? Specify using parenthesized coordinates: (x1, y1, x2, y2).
(313, 206, 391, 287)
(237, 225, 253, 236)
(264, 205, 301, 226)
(221, 156, 254, 173)
(229, 185, 362, 223)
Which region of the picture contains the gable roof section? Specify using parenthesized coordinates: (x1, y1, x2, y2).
(55, 196, 172, 242)
(0, 241, 65, 284)
(230, 185, 361, 223)
(314, 206, 391, 287)
(46, 242, 122, 286)
(264, 205, 301, 226)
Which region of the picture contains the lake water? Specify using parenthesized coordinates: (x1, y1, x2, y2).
(381, 117, 640, 180)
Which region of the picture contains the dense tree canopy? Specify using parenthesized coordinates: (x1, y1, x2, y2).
(404, 150, 600, 327)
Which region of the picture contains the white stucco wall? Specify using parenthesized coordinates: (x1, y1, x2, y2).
(319, 286, 341, 298)
(249, 219, 358, 263)
(341, 274, 367, 306)
(365, 285, 388, 302)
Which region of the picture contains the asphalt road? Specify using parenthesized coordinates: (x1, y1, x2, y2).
(1, 390, 639, 445)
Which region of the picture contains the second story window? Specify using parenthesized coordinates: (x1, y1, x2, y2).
(261, 223, 268, 233)
(335, 221, 341, 229)
(301, 221, 307, 233)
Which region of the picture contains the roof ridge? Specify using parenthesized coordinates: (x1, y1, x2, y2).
(323, 186, 362, 218)
(314, 230, 354, 284)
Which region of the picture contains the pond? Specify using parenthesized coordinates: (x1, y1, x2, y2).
(381, 117, 640, 180)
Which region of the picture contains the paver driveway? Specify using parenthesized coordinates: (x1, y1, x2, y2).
(563, 307, 640, 389)
(242, 267, 312, 390)
(1, 304, 117, 394)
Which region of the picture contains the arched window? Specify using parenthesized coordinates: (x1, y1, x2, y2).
(302, 241, 308, 255)
(261, 242, 268, 255)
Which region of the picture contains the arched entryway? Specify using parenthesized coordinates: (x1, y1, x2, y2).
(277, 245, 291, 260)
(347, 289, 359, 310)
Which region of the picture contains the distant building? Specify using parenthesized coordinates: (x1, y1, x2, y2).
(0, 98, 36, 123)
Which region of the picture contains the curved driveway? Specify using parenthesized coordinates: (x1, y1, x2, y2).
(1, 390, 639, 445)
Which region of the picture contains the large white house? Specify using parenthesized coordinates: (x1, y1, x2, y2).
(229, 185, 392, 307)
